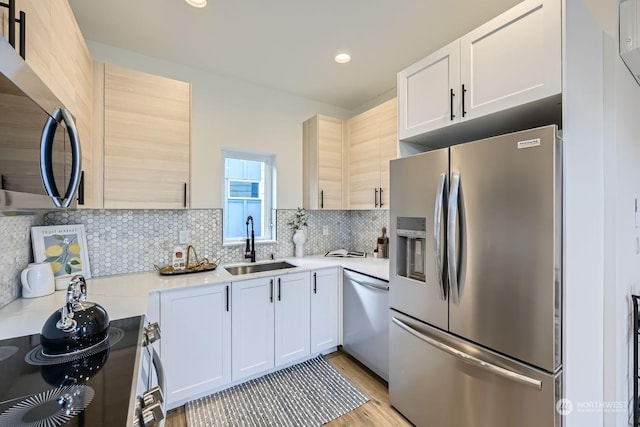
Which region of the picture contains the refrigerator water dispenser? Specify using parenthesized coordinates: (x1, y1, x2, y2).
(396, 217, 426, 282)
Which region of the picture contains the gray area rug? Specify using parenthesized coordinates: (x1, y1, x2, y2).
(185, 355, 369, 427)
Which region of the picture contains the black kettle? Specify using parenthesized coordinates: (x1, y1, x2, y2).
(40, 275, 110, 356)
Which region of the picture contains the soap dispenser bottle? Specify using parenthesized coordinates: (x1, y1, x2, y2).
(377, 227, 389, 259)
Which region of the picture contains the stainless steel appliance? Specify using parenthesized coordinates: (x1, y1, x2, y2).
(343, 269, 389, 381)
(389, 125, 562, 427)
(395, 217, 426, 282)
(0, 34, 82, 213)
(0, 316, 165, 427)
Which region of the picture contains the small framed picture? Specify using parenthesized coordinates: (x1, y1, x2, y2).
(31, 225, 91, 278)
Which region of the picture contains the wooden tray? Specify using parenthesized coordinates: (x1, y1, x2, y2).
(155, 263, 218, 276)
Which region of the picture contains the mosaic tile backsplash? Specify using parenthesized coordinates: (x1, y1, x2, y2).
(0, 209, 389, 308)
(0, 215, 44, 308)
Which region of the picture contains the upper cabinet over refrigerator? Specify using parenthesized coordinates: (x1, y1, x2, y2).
(397, 0, 561, 145)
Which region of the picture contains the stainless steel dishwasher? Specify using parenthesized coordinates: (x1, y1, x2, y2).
(342, 268, 389, 381)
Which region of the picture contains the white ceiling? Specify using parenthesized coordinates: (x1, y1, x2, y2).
(68, 0, 521, 110)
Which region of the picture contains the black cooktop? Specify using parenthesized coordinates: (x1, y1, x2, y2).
(0, 316, 143, 427)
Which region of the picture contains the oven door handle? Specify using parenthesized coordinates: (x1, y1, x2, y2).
(151, 347, 166, 404)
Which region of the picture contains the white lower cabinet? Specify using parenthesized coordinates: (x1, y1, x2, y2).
(157, 267, 340, 406)
(310, 268, 339, 353)
(160, 283, 231, 409)
(231, 276, 276, 381)
(274, 273, 311, 366)
(232, 271, 311, 380)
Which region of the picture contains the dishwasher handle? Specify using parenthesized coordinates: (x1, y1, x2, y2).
(347, 273, 389, 292)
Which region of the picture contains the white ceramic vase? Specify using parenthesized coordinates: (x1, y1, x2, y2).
(292, 229, 306, 258)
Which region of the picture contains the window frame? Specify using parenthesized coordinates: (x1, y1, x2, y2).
(221, 149, 276, 245)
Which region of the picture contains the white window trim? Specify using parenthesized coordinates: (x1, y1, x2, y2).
(221, 149, 276, 245)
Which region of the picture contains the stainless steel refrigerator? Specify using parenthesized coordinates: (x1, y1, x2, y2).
(389, 125, 562, 427)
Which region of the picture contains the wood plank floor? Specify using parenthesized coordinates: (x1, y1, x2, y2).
(165, 351, 411, 426)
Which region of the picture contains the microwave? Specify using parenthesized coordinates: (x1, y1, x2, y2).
(0, 35, 82, 213)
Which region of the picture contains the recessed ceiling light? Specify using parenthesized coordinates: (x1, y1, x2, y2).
(185, 0, 207, 8)
(335, 53, 351, 64)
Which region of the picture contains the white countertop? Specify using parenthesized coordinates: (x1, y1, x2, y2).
(0, 255, 388, 340)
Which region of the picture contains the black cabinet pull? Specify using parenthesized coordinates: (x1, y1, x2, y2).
(462, 84, 467, 118)
(379, 187, 383, 208)
(77, 171, 85, 205)
(225, 285, 229, 312)
(320, 190, 324, 209)
(313, 272, 317, 294)
(277, 278, 281, 301)
(269, 279, 274, 303)
(16, 11, 27, 59)
(450, 88, 455, 121)
(17, 10, 25, 59)
(4, 0, 15, 49)
(183, 183, 187, 208)
(374, 188, 378, 208)
(1, 174, 5, 190)
(0, 1, 25, 59)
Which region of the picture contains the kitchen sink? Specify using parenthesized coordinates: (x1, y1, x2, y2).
(224, 261, 296, 276)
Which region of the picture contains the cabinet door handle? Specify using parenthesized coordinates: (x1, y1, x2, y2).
(183, 183, 187, 208)
(313, 272, 317, 294)
(450, 88, 455, 121)
(6, 0, 15, 48)
(1, 174, 5, 190)
(462, 84, 467, 118)
(379, 187, 384, 208)
(269, 279, 274, 303)
(374, 188, 378, 208)
(277, 278, 281, 301)
(225, 285, 229, 312)
(77, 171, 85, 205)
(17, 10, 25, 59)
(321, 190, 324, 209)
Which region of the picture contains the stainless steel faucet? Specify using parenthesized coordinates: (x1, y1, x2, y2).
(245, 216, 256, 262)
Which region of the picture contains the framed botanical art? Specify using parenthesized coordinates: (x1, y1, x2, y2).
(31, 225, 91, 278)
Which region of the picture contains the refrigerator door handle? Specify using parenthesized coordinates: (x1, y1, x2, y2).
(391, 317, 543, 390)
(433, 173, 447, 300)
(448, 170, 461, 303)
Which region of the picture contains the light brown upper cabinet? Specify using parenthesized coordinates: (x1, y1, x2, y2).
(12, 0, 95, 206)
(99, 64, 191, 209)
(347, 98, 397, 210)
(14, 0, 51, 88)
(397, 0, 561, 142)
(302, 115, 344, 210)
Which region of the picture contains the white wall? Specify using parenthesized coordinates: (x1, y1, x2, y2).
(88, 41, 352, 209)
(563, 1, 605, 426)
(564, 0, 640, 426)
(606, 12, 640, 426)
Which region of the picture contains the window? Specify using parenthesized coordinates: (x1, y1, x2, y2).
(222, 149, 275, 244)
